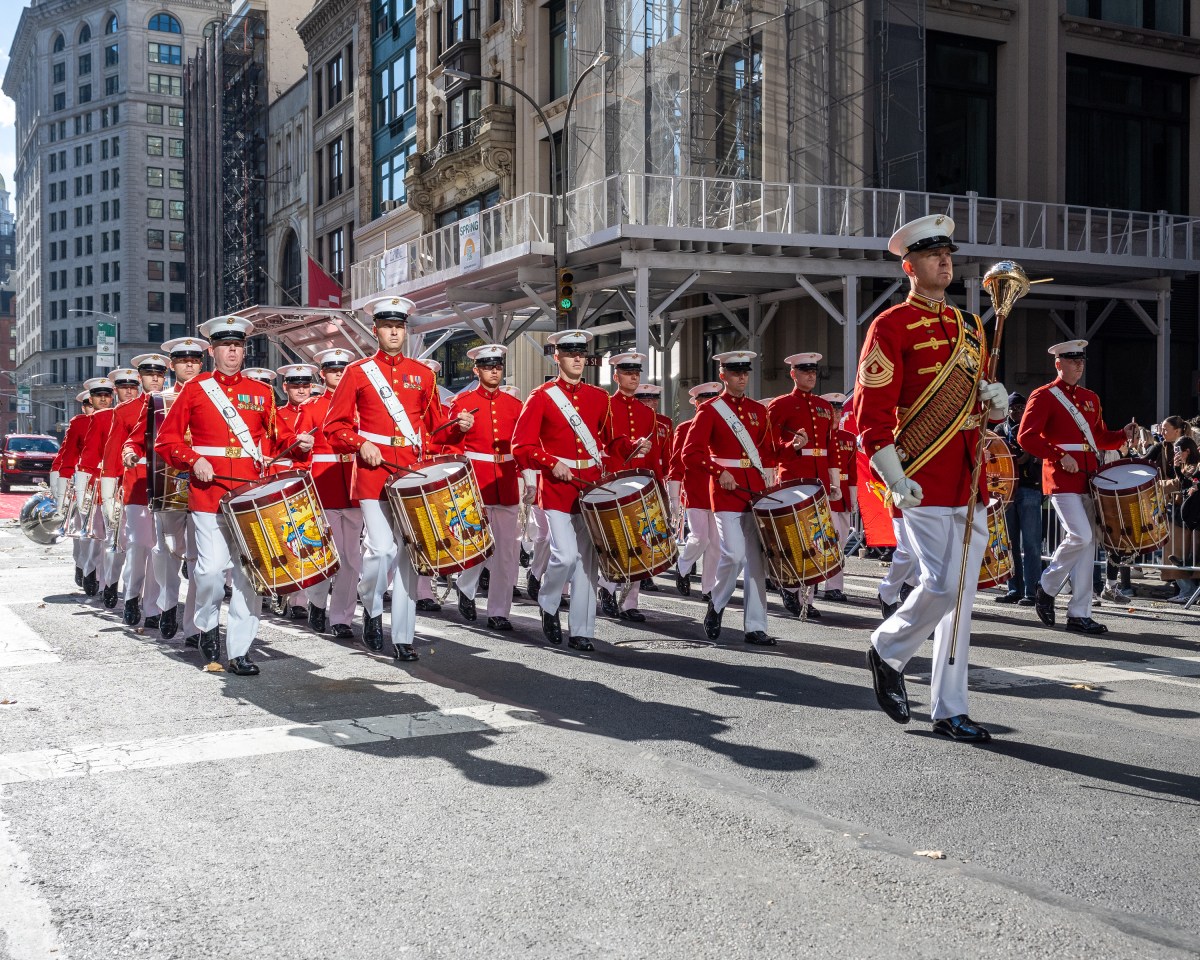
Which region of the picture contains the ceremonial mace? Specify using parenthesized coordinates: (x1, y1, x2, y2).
(946, 261, 1041, 665)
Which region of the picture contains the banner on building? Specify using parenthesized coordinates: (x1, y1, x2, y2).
(96, 321, 117, 369)
(307, 255, 343, 308)
(382, 246, 409, 288)
(459, 216, 481, 273)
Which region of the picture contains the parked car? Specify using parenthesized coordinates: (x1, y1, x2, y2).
(0, 434, 61, 492)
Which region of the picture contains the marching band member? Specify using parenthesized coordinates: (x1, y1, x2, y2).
(244, 368, 278, 386)
(671, 383, 722, 599)
(856, 214, 1008, 743)
(148, 337, 206, 640)
(768, 352, 839, 619)
(635, 382, 672, 593)
(446, 344, 522, 631)
(682, 352, 778, 645)
(821, 391, 855, 603)
(413, 356, 448, 613)
(94, 368, 142, 609)
(75, 377, 117, 597)
(303, 348, 363, 639)
(52, 391, 94, 589)
(597, 352, 661, 622)
(104, 354, 168, 627)
(323, 296, 442, 663)
(512, 329, 647, 649)
(1017, 340, 1134, 634)
(274, 363, 318, 620)
(155, 315, 312, 675)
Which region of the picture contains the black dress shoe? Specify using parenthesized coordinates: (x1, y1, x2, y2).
(866, 647, 910, 724)
(1066, 616, 1108, 635)
(598, 586, 619, 617)
(641, 579, 659, 593)
(102, 583, 119, 608)
(568, 636, 595, 651)
(675, 569, 691, 596)
(143, 615, 160, 630)
(1034, 585, 1056, 626)
(879, 595, 899, 619)
(541, 609, 563, 645)
(823, 589, 847, 602)
(416, 598, 441, 613)
(74, 566, 84, 587)
(288, 605, 307, 620)
(994, 592, 1021, 604)
(123, 596, 141, 626)
(307, 603, 327, 633)
(703, 601, 723, 640)
(744, 631, 776, 646)
(184, 634, 200, 649)
(558, 595, 570, 611)
(701, 592, 712, 602)
(1017, 597, 1036, 606)
(805, 605, 822, 621)
(383, 590, 392, 603)
(224, 584, 234, 601)
(619, 608, 646, 622)
(898, 583, 914, 602)
(457, 589, 477, 622)
(487, 616, 513, 631)
(227, 655, 259, 676)
(527, 573, 540, 601)
(82, 570, 99, 596)
(362, 614, 384, 651)
(932, 714, 991, 742)
(781, 589, 802, 617)
(331, 623, 354, 639)
(198, 628, 220, 664)
(519, 547, 531, 568)
(159, 607, 178, 639)
(393, 643, 419, 662)
(181, 561, 188, 580)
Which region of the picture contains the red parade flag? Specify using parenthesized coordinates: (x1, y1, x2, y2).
(842, 406, 897, 549)
(307, 255, 343, 308)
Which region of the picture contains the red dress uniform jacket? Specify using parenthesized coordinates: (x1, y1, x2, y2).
(670, 418, 710, 510)
(604, 392, 661, 477)
(102, 395, 150, 506)
(444, 386, 521, 506)
(1017, 378, 1125, 495)
(274, 402, 313, 473)
(323, 351, 441, 502)
(155, 371, 290, 514)
(681, 394, 778, 514)
(53, 414, 90, 476)
(829, 428, 857, 514)
(305, 391, 356, 510)
(79, 407, 117, 478)
(512, 377, 630, 514)
(654, 413, 674, 481)
(852, 296, 990, 508)
(768, 388, 836, 488)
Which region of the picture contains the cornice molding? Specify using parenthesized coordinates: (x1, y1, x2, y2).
(1061, 15, 1200, 57)
(927, 0, 1015, 21)
(298, 0, 364, 46)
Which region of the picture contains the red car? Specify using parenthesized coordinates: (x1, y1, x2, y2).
(1, 434, 61, 492)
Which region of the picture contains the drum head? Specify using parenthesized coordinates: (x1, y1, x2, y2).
(754, 481, 821, 513)
(389, 459, 462, 490)
(1095, 462, 1157, 490)
(580, 472, 653, 505)
(226, 473, 306, 507)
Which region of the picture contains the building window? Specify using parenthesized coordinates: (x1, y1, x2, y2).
(105, 42, 118, 66)
(148, 13, 182, 32)
(1066, 55, 1189, 213)
(148, 198, 164, 218)
(927, 33, 996, 196)
(78, 23, 91, 44)
(147, 260, 164, 280)
(169, 230, 184, 251)
(53, 62, 65, 84)
(447, 0, 479, 47)
(104, 77, 119, 96)
(169, 293, 186, 313)
(148, 43, 182, 65)
(715, 39, 763, 180)
(377, 140, 416, 209)
(147, 228, 164, 249)
(1066, 0, 1186, 32)
(328, 228, 345, 284)
(149, 74, 182, 96)
(53, 92, 66, 111)
(147, 167, 163, 187)
(326, 138, 344, 198)
(168, 200, 183, 220)
(168, 106, 184, 126)
(147, 322, 164, 342)
(53, 33, 65, 53)
(147, 104, 163, 123)
(147, 292, 165, 311)
(105, 14, 118, 33)
(168, 138, 183, 158)
(378, 45, 417, 127)
(549, 0, 567, 100)
(326, 53, 344, 110)
(78, 52, 91, 75)
(169, 262, 185, 282)
(447, 87, 481, 131)
(147, 135, 164, 155)
(169, 169, 183, 189)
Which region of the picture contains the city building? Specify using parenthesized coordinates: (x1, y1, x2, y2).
(1, 282, 16, 436)
(349, 0, 1200, 422)
(0, 174, 15, 285)
(265, 74, 309, 308)
(5, 0, 228, 434)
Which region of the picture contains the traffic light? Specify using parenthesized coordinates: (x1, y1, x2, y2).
(556, 267, 575, 316)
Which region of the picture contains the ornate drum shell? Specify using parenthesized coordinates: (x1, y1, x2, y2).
(385, 455, 494, 576)
(1090, 458, 1168, 556)
(750, 478, 843, 588)
(578, 470, 678, 584)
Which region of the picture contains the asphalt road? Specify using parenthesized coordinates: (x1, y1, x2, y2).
(1, 520, 1198, 959)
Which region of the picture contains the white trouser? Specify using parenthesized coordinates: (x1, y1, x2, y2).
(1040, 493, 1096, 619)
(539, 510, 598, 639)
(154, 510, 197, 633)
(712, 511, 768, 634)
(417, 576, 435, 601)
(359, 499, 418, 649)
(457, 503, 519, 618)
(678, 507, 720, 594)
(305, 507, 364, 625)
(600, 577, 641, 611)
(72, 538, 85, 566)
(530, 506, 552, 579)
(75, 475, 104, 576)
(100, 524, 126, 590)
(191, 512, 259, 659)
(873, 504, 989, 721)
(79, 536, 103, 577)
(879, 517, 920, 605)
(821, 512, 852, 590)
(122, 505, 160, 614)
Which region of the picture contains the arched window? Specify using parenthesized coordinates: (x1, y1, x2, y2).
(77, 23, 92, 43)
(104, 14, 118, 34)
(279, 230, 302, 305)
(203, 20, 221, 39)
(52, 33, 65, 53)
(148, 13, 182, 33)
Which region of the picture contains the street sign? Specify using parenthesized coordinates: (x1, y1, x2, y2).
(96, 320, 117, 368)
(459, 216, 481, 273)
(16, 383, 30, 414)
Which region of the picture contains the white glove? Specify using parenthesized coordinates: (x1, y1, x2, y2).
(667, 480, 682, 524)
(520, 468, 537, 505)
(870, 444, 924, 509)
(828, 468, 843, 502)
(979, 380, 1009, 421)
(50, 474, 68, 518)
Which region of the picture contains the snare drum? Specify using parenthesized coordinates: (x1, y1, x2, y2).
(578, 471, 677, 584)
(1091, 459, 1168, 555)
(978, 498, 1013, 589)
(220, 471, 340, 596)
(385, 455, 494, 576)
(751, 478, 842, 588)
(983, 431, 1017, 505)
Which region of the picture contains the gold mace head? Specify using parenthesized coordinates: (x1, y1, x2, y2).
(982, 260, 1031, 319)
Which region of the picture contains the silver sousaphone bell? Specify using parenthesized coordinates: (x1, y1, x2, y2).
(19, 487, 66, 545)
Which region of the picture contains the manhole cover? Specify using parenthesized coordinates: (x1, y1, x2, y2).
(614, 638, 715, 651)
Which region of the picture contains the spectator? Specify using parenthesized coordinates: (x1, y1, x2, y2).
(994, 392, 1044, 605)
(1166, 435, 1200, 604)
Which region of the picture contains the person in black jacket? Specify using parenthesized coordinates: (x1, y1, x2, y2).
(994, 393, 1045, 605)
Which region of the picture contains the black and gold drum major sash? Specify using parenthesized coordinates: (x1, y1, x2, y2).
(893, 307, 985, 476)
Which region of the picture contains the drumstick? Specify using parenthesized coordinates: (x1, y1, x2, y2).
(377, 461, 428, 479)
(431, 408, 480, 435)
(261, 439, 302, 473)
(622, 437, 649, 465)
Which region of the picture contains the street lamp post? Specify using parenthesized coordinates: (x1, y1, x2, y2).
(444, 51, 609, 328)
(0, 371, 52, 433)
